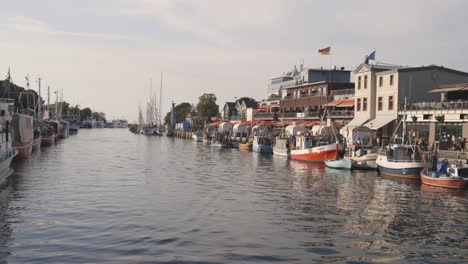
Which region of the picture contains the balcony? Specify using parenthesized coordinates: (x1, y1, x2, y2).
(401, 101, 468, 111)
(329, 110, 354, 118)
(280, 95, 329, 108)
(330, 88, 355, 96)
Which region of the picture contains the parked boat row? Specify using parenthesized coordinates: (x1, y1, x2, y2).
(150, 109, 468, 191)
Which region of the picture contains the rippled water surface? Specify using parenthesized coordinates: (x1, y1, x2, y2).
(0, 129, 467, 263)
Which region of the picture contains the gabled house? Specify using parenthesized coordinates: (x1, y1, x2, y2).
(221, 102, 237, 121)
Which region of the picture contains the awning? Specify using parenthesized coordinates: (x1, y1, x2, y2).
(336, 99, 354, 107)
(364, 116, 396, 130)
(429, 86, 468, 93)
(327, 100, 343, 106)
(344, 116, 369, 128)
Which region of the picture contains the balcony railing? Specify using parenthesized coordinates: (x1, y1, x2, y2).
(329, 111, 354, 118)
(330, 89, 355, 96)
(401, 101, 468, 111)
(283, 93, 326, 100)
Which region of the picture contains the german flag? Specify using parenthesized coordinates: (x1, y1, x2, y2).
(318, 46, 331, 55)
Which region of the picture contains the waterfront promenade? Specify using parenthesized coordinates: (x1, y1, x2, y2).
(0, 128, 467, 263)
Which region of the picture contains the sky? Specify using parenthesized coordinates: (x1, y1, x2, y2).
(0, 0, 467, 122)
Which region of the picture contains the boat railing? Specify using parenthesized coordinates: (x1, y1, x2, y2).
(0, 98, 15, 104)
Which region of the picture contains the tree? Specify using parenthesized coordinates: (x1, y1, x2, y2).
(80, 107, 92, 121)
(267, 94, 280, 101)
(163, 102, 193, 125)
(195, 93, 218, 129)
(236, 97, 256, 106)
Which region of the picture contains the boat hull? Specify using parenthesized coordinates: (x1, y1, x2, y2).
(376, 154, 426, 180)
(351, 153, 378, 170)
(41, 135, 56, 146)
(325, 158, 353, 169)
(12, 140, 33, 159)
(32, 135, 42, 151)
(253, 144, 273, 153)
(239, 143, 252, 151)
(0, 149, 18, 186)
(421, 171, 465, 189)
(273, 148, 289, 157)
(290, 143, 338, 163)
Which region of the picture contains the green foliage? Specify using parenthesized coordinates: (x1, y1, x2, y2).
(195, 93, 218, 129)
(80, 107, 92, 121)
(236, 97, 255, 106)
(267, 94, 280, 101)
(163, 102, 193, 125)
(435, 114, 445, 123)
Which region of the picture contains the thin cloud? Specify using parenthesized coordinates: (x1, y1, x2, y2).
(5, 16, 131, 40)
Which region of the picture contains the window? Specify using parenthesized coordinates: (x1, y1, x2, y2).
(364, 75, 368, 89)
(379, 76, 383, 87)
(363, 97, 368, 111)
(388, 96, 394, 110)
(390, 75, 394, 86)
(378, 97, 383, 110)
(356, 98, 361, 111)
(358, 76, 361, 89)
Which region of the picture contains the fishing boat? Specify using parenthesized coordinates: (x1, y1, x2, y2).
(40, 122, 55, 146)
(420, 168, 465, 189)
(57, 120, 69, 139)
(325, 158, 353, 169)
(11, 113, 34, 159)
(32, 127, 41, 151)
(239, 142, 253, 151)
(252, 125, 273, 153)
(376, 99, 427, 180)
(0, 99, 18, 186)
(273, 124, 308, 157)
(349, 146, 378, 170)
(253, 135, 273, 153)
(290, 124, 340, 163)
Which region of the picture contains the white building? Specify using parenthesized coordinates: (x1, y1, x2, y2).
(344, 62, 468, 145)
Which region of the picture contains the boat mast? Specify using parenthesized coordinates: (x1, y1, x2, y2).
(402, 97, 407, 144)
(37, 77, 42, 120)
(159, 72, 163, 127)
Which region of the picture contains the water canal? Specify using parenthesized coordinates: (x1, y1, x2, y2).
(0, 129, 467, 263)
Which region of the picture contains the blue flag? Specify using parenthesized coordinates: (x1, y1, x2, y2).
(368, 51, 376, 61)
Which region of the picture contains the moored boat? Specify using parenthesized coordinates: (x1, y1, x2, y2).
(376, 98, 428, 180)
(0, 99, 19, 186)
(253, 135, 273, 153)
(376, 145, 427, 180)
(40, 122, 55, 146)
(11, 113, 34, 159)
(420, 168, 465, 189)
(290, 136, 339, 163)
(239, 142, 252, 151)
(32, 128, 41, 151)
(325, 158, 353, 170)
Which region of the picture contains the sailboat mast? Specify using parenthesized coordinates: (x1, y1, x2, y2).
(402, 97, 407, 144)
(159, 72, 163, 126)
(37, 77, 42, 119)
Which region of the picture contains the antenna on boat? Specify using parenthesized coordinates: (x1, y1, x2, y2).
(403, 97, 407, 144)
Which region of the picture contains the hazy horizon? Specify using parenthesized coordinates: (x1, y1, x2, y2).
(1, 0, 467, 122)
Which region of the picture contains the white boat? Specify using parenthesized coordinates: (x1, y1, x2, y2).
(192, 133, 203, 142)
(350, 147, 378, 170)
(325, 158, 353, 169)
(0, 99, 19, 186)
(376, 99, 428, 180)
(273, 138, 289, 157)
(112, 119, 129, 128)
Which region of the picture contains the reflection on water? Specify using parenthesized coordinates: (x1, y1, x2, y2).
(0, 129, 466, 263)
